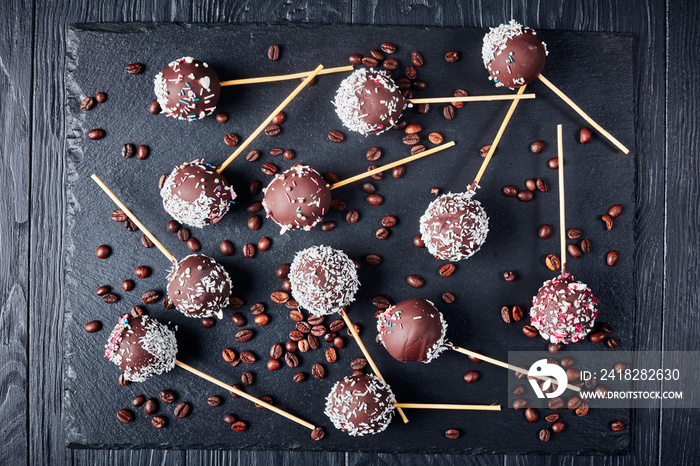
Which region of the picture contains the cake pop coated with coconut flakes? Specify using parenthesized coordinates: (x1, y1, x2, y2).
(289, 245, 360, 316)
(105, 314, 177, 382)
(482, 20, 548, 89)
(529, 272, 598, 344)
(160, 160, 236, 228)
(166, 254, 232, 319)
(333, 68, 407, 135)
(154, 56, 221, 120)
(324, 374, 395, 436)
(419, 191, 490, 261)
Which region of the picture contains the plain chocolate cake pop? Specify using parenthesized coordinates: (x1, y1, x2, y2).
(377, 299, 448, 363)
(482, 20, 548, 89)
(529, 272, 598, 344)
(166, 254, 232, 319)
(104, 314, 177, 382)
(324, 373, 395, 436)
(333, 68, 407, 135)
(160, 160, 236, 228)
(289, 245, 360, 316)
(262, 165, 332, 234)
(154, 56, 221, 121)
(419, 191, 489, 261)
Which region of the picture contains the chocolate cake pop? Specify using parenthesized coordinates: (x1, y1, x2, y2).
(154, 56, 221, 121)
(419, 191, 490, 261)
(529, 272, 598, 344)
(377, 299, 448, 363)
(324, 373, 395, 436)
(104, 314, 177, 382)
(160, 160, 236, 228)
(262, 165, 332, 234)
(333, 68, 407, 135)
(166, 254, 232, 319)
(289, 245, 360, 316)
(482, 20, 548, 89)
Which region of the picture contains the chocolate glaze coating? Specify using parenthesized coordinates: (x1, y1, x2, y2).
(154, 56, 221, 120)
(104, 314, 177, 382)
(262, 165, 331, 233)
(160, 160, 236, 228)
(167, 254, 232, 319)
(482, 21, 548, 89)
(530, 273, 598, 344)
(324, 374, 395, 436)
(377, 298, 447, 363)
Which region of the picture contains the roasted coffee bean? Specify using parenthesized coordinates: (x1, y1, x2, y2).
(478, 145, 493, 158)
(405, 123, 422, 134)
(254, 314, 270, 326)
(361, 56, 379, 67)
(439, 263, 456, 277)
(609, 204, 623, 218)
(383, 58, 398, 70)
(256, 237, 271, 252)
(160, 390, 175, 404)
(367, 164, 383, 180)
(111, 209, 127, 222)
(215, 240, 234, 257)
(391, 165, 406, 179)
(166, 220, 180, 233)
(87, 128, 105, 140)
(411, 51, 424, 67)
(606, 337, 619, 349)
(579, 127, 592, 144)
(535, 178, 547, 192)
(539, 429, 551, 442)
(139, 234, 154, 249)
(280, 148, 295, 160)
(512, 386, 525, 396)
(407, 274, 425, 288)
(285, 352, 299, 368)
(523, 325, 538, 338)
(239, 351, 256, 365)
(136, 145, 149, 160)
(311, 325, 326, 337)
(124, 219, 137, 231)
(96, 285, 110, 296)
(525, 407, 539, 423)
(372, 296, 391, 309)
(464, 371, 479, 383)
(249, 179, 262, 195)
(117, 373, 130, 387)
(141, 290, 160, 305)
(229, 296, 244, 309)
(244, 201, 263, 215)
(566, 368, 581, 382)
(348, 53, 362, 65)
(366, 194, 384, 206)
(414, 102, 429, 114)
(260, 162, 279, 176)
(290, 372, 305, 384)
(503, 270, 516, 282)
(401, 65, 416, 81)
(310, 426, 326, 441)
(80, 96, 95, 110)
(319, 221, 336, 232)
(546, 254, 561, 271)
(517, 190, 534, 202)
(413, 235, 425, 248)
(120, 143, 135, 158)
(200, 317, 215, 329)
(426, 132, 443, 145)
(512, 306, 524, 321)
(289, 310, 303, 323)
(560, 357, 575, 368)
(443, 105, 455, 120)
(264, 358, 280, 371)
(402, 133, 420, 146)
(539, 224, 553, 239)
(327, 319, 345, 334)
(364, 146, 383, 163)
(236, 329, 254, 343)
(274, 263, 290, 280)
(602, 214, 614, 230)
(348, 358, 368, 372)
(129, 306, 144, 318)
(271, 291, 289, 304)
(598, 322, 615, 334)
(243, 243, 255, 258)
(117, 409, 133, 423)
(226, 314, 244, 329)
(96, 245, 111, 259)
(185, 237, 200, 252)
(526, 179, 537, 192)
(442, 292, 455, 304)
(325, 347, 337, 363)
(503, 185, 518, 197)
(342, 209, 359, 224)
(289, 329, 304, 341)
(369, 49, 384, 60)
(379, 42, 396, 54)
(177, 228, 190, 242)
(590, 331, 606, 343)
(567, 244, 583, 259)
(530, 140, 546, 153)
(567, 228, 582, 240)
(127, 395, 145, 409)
(548, 157, 559, 169)
(206, 395, 221, 408)
(549, 342, 563, 354)
(575, 402, 589, 417)
(269, 148, 283, 157)
(606, 250, 619, 266)
(548, 397, 564, 410)
(296, 321, 311, 334)
(244, 150, 261, 162)
(247, 215, 262, 231)
(312, 363, 325, 379)
(231, 421, 247, 432)
(375, 227, 389, 240)
(286, 299, 299, 311)
(500, 306, 512, 323)
(333, 336, 345, 349)
(611, 421, 626, 432)
(84, 320, 102, 333)
(270, 343, 284, 360)
(173, 402, 190, 418)
(513, 398, 527, 410)
(267, 44, 280, 61)
(445, 428, 460, 439)
(264, 124, 281, 137)
(102, 293, 118, 304)
(160, 296, 173, 309)
(223, 413, 237, 425)
(567, 395, 582, 410)
(121, 279, 134, 292)
(148, 99, 161, 114)
(126, 62, 143, 74)
(410, 145, 426, 156)
(143, 398, 158, 415)
(150, 415, 165, 429)
(445, 51, 460, 62)
(450, 89, 467, 108)
(135, 266, 151, 279)
(328, 130, 344, 143)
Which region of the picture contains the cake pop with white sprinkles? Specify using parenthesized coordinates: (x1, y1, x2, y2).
(289, 245, 360, 316)
(262, 165, 331, 234)
(166, 254, 232, 319)
(160, 160, 236, 228)
(104, 314, 177, 382)
(482, 20, 548, 89)
(419, 191, 489, 261)
(154, 56, 221, 121)
(529, 272, 598, 344)
(333, 68, 407, 135)
(324, 374, 395, 436)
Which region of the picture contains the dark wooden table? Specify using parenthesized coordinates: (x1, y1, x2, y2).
(1, 0, 697, 464)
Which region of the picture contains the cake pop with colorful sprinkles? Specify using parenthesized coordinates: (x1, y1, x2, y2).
(482, 20, 548, 89)
(377, 299, 448, 363)
(324, 374, 395, 436)
(262, 165, 332, 234)
(333, 68, 407, 135)
(154, 56, 221, 121)
(289, 245, 360, 316)
(419, 191, 490, 261)
(166, 254, 232, 319)
(160, 160, 236, 228)
(104, 314, 177, 382)
(529, 272, 598, 344)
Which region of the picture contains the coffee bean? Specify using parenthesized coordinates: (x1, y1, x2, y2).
(361, 56, 379, 67)
(377, 42, 396, 54)
(285, 352, 299, 368)
(414, 103, 429, 114)
(367, 164, 383, 180)
(311, 324, 326, 337)
(567, 244, 583, 259)
(538, 224, 552, 240)
(84, 320, 102, 333)
(318, 221, 336, 232)
(348, 53, 362, 65)
(177, 227, 191, 242)
(375, 227, 390, 240)
(312, 363, 325, 379)
(411, 51, 424, 67)
(174, 402, 190, 418)
(267, 44, 280, 61)
(464, 371, 479, 383)
(129, 306, 144, 318)
(80, 96, 95, 110)
(135, 144, 149, 160)
(609, 204, 623, 218)
(403, 123, 421, 135)
(407, 274, 425, 288)
(143, 398, 158, 415)
(566, 368, 581, 382)
(383, 58, 398, 70)
(445, 51, 460, 62)
(392, 165, 406, 178)
(367, 49, 384, 60)
(548, 157, 558, 169)
(442, 105, 455, 120)
(580, 127, 592, 144)
(503, 270, 516, 282)
(511, 306, 524, 321)
(124, 219, 138, 232)
(328, 130, 344, 143)
(549, 342, 563, 354)
(235, 329, 254, 343)
(148, 99, 161, 114)
(160, 390, 175, 404)
(325, 347, 338, 363)
(254, 314, 270, 326)
(611, 421, 626, 432)
(500, 186, 518, 199)
(548, 397, 564, 410)
(242, 150, 260, 163)
(500, 306, 512, 323)
(450, 89, 468, 108)
(526, 179, 537, 192)
(530, 140, 546, 153)
(197, 317, 215, 329)
(87, 128, 106, 140)
(606, 337, 619, 349)
(121, 279, 134, 292)
(439, 263, 456, 277)
(96, 245, 111, 259)
(289, 310, 304, 323)
(442, 292, 455, 304)
(538, 429, 551, 442)
(565, 228, 581, 240)
(296, 321, 311, 334)
(575, 402, 589, 417)
(264, 124, 281, 136)
(231, 421, 247, 432)
(402, 133, 420, 146)
(513, 398, 527, 410)
(269, 291, 288, 304)
(183, 237, 200, 252)
(279, 148, 295, 160)
(151, 416, 166, 429)
(243, 243, 255, 258)
(102, 293, 118, 304)
(96, 285, 109, 296)
(117, 373, 128, 387)
(546, 254, 561, 271)
(117, 409, 133, 423)
(560, 357, 575, 369)
(602, 214, 614, 230)
(269, 148, 283, 157)
(536, 178, 548, 192)
(255, 237, 270, 252)
(370, 296, 390, 310)
(410, 145, 426, 156)
(134, 265, 151, 279)
(250, 302, 265, 315)
(366, 194, 383, 206)
(223, 413, 237, 425)
(268, 343, 283, 360)
(525, 407, 539, 423)
(607, 250, 619, 266)
(249, 179, 262, 195)
(126, 63, 143, 74)
(445, 428, 460, 439)
(523, 325, 538, 338)
(424, 133, 443, 146)
(566, 395, 582, 411)
(517, 190, 534, 202)
(240, 351, 256, 364)
(308, 426, 325, 441)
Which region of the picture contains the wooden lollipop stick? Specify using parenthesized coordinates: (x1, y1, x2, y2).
(450, 345, 580, 392)
(469, 85, 527, 191)
(407, 93, 535, 104)
(557, 124, 567, 274)
(331, 141, 455, 190)
(538, 74, 629, 154)
(340, 309, 409, 423)
(175, 360, 315, 430)
(217, 64, 324, 173)
(91, 174, 176, 264)
(394, 403, 501, 411)
(220, 65, 353, 86)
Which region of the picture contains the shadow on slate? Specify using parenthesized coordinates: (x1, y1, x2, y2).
(63, 22, 634, 454)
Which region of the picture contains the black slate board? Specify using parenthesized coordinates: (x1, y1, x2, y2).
(64, 22, 634, 454)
